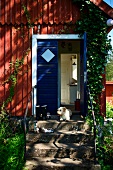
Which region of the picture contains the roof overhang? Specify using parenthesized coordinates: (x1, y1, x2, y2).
(90, 0, 113, 32)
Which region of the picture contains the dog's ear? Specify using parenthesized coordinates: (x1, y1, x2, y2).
(63, 107, 66, 112)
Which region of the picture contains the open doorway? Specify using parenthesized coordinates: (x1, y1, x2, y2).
(60, 53, 80, 105)
(32, 34, 87, 116)
(58, 40, 80, 107)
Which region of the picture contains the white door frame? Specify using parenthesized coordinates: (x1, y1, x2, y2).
(32, 34, 83, 115)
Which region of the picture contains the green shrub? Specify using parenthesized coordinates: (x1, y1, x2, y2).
(97, 102, 113, 170)
(106, 102, 113, 118)
(0, 115, 25, 170)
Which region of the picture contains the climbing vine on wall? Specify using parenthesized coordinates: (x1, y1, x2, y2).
(0, 4, 32, 116)
(0, 49, 30, 116)
(74, 0, 112, 118)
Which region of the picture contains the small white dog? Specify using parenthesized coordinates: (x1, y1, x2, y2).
(57, 107, 72, 121)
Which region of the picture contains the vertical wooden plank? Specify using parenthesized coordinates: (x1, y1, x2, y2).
(8, 25, 13, 113)
(15, 0, 21, 24)
(33, 0, 41, 25)
(0, 0, 1, 22)
(7, 26, 12, 111)
(10, 0, 15, 24)
(22, 26, 29, 116)
(21, 26, 25, 116)
(15, 26, 23, 116)
(48, 0, 54, 24)
(65, 0, 72, 22)
(22, 26, 32, 116)
(27, 0, 33, 24)
(42, 0, 48, 24)
(27, 28, 32, 116)
(54, 0, 59, 24)
(33, 26, 38, 34)
(41, 24, 48, 34)
(31, 0, 38, 24)
(4, 25, 11, 110)
(21, 0, 27, 24)
(37, 0, 43, 24)
(1, 0, 5, 24)
(0, 26, 5, 106)
(5, 0, 10, 24)
(11, 26, 17, 116)
(13, 0, 17, 24)
(48, 24, 54, 34)
(59, 0, 65, 23)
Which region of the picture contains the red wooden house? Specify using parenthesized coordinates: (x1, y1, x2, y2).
(0, 0, 113, 117)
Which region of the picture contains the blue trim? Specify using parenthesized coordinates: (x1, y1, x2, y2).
(80, 32, 87, 117)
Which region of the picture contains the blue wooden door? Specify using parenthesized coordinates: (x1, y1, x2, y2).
(37, 40, 58, 114)
(80, 32, 88, 116)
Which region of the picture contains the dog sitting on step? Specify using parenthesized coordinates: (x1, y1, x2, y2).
(57, 107, 72, 121)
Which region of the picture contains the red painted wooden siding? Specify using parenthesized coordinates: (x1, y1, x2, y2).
(0, 0, 80, 116)
(0, 25, 32, 116)
(0, 0, 112, 116)
(0, 0, 80, 25)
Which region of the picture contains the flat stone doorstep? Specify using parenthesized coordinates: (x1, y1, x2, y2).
(28, 120, 90, 133)
(24, 157, 101, 170)
(26, 130, 92, 139)
(26, 142, 93, 150)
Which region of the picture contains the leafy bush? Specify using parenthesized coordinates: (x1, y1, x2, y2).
(97, 126, 113, 170)
(106, 102, 113, 118)
(97, 102, 113, 170)
(0, 114, 25, 170)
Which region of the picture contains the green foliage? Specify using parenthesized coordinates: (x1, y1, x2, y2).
(97, 121, 113, 170)
(0, 133, 25, 170)
(74, 1, 113, 169)
(95, 102, 113, 169)
(0, 56, 25, 170)
(75, 1, 112, 118)
(106, 57, 113, 81)
(22, 4, 43, 28)
(0, 57, 24, 115)
(22, 5, 32, 28)
(106, 102, 113, 118)
(0, 114, 25, 170)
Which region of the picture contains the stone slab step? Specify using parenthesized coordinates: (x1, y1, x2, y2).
(28, 120, 90, 132)
(26, 131, 93, 145)
(26, 142, 94, 159)
(24, 157, 101, 170)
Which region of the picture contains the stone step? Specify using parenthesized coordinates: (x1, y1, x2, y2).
(24, 114, 100, 170)
(25, 157, 101, 170)
(28, 119, 90, 132)
(26, 142, 94, 160)
(26, 131, 93, 145)
(26, 129, 94, 160)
